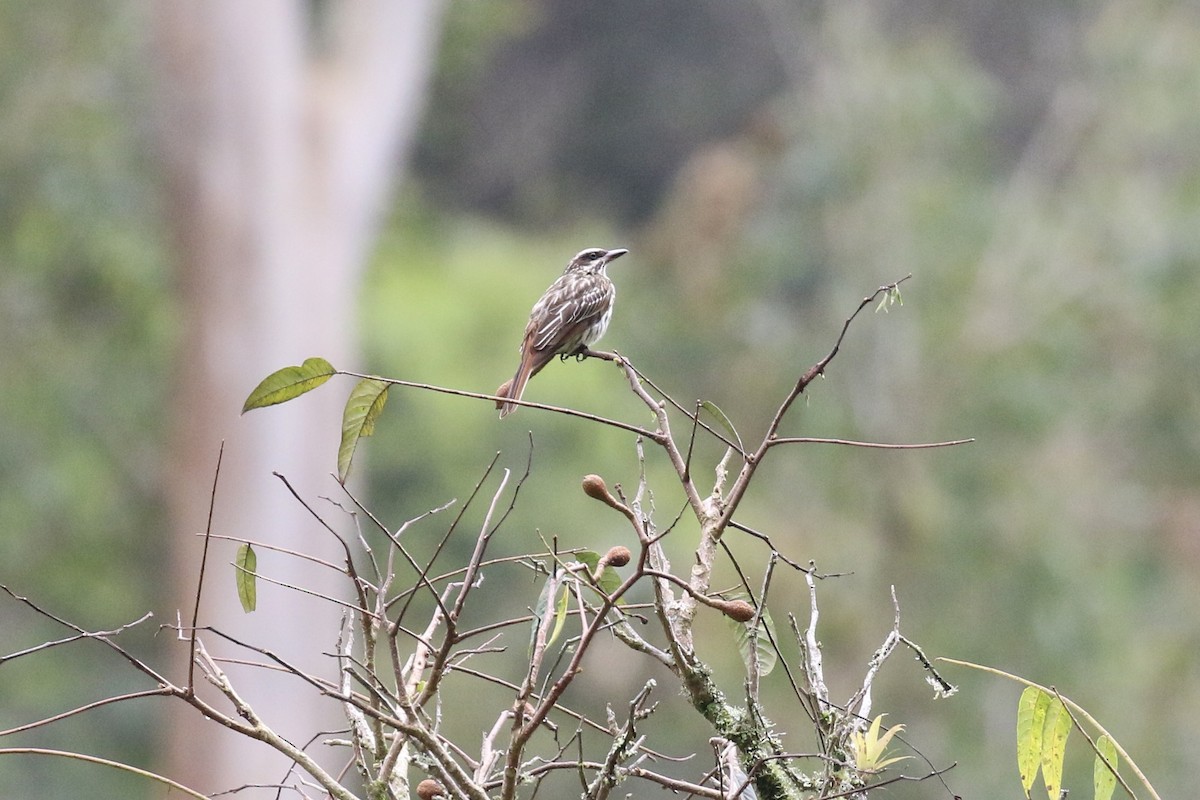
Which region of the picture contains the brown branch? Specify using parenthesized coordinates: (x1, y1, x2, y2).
(338, 369, 663, 441)
(0, 689, 173, 738)
(0, 748, 211, 799)
(189, 441, 224, 692)
(199, 533, 346, 573)
(718, 275, 913, 532)
(500, 555, 651, 798)
(610, 354, 745, 456)
(272, 472, 373, 628)
(1, 586, 170, 686)
(1052, 688, 1139, 800)
(0, 610, 154, 666)
(606, 355, 709, 520)
(417, 465, 516, 706)
(766, 436, 975, 450)
(513, 759, 724, 798)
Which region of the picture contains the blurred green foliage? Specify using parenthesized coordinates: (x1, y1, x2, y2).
(0, 4, 168, 799)
(364, 3, 1200, 796)
(3, 0, 1200, 798)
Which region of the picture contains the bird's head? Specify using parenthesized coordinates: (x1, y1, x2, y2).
(566, 247, 628, 274)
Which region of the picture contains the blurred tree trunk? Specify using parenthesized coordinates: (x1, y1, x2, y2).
(152, 1, 444, 792)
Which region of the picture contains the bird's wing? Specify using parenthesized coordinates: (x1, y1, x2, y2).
(527, 276, 612, 352)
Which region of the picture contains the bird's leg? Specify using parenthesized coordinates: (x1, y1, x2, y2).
(560, 346, 614, 363)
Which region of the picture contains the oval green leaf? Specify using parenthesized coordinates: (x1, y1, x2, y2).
(1041, 697, 1071, 800)
(235, 543, 257, 613)
(241, 357, 336, 413)
(1093, 734, 1118, 800)
(549, 578, 571, 648)
(728, 602, 776, 677)
(338, 379, 389, 482)
(700, 400, 744, 452)
(1017, 686, 1050, 797)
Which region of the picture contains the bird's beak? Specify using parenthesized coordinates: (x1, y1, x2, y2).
(605, 248, 629, 263)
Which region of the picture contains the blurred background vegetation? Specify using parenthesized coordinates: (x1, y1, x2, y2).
(3, 1, 1199, 797)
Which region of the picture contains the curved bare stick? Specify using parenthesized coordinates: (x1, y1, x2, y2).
(190, 441, 224, 691)
(1, 587, 169, 686)
(767, 436, 974, 450)
(0, 689, 172, 738)
(337, 370, 662, 441)
(718, 276, 913, 531)
(0, 748, 211, 800)
(588, 351, 745, 456)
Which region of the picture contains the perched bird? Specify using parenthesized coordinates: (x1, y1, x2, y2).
(496, 247, 627, 418)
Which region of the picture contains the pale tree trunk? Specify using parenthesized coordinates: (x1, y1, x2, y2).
(153, 1, 444, 793)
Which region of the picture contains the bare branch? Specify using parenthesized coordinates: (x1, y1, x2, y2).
(766, 436, 975, 450)
(339, 369, 663, 441)
(189, 441, 224, 692)
(586, 680, 657, 800)
(2, 586, 170, 687)
(718, 276, 913, 532)
(0, 748, 211, 799)
(0, 689, 173, 738)
(0, 610, 154, 667)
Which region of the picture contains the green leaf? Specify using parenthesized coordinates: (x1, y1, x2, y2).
(241, 357, 336, 413)
(575, 550, 623, 597)
(1041, 697, 1071, 800)
(549, 578, 571, 648)
(529, 576, 550, 655)
(337, 379, 389, 482)
(875, 285, 903, 312)
(235, 543, 257, 613)
(1017, 686, 1050, 798)
(699, 400, 744, 452)
(728, 600, 777, 677)
(1093, 734, 1118, 800)
(594, 565, 624, 597)
(529, 573, 567, 655)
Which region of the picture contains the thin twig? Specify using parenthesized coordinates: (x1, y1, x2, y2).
(273, 472, 373, 622)
(939, 658, 1159, 800)
(1052, 687, 1139, 800)
(0, 689, 172, 738)
(338, 369, 662, 441)
(189, 441, 224, 692)
(718, 276, 913, 532)
(2, 587, 170, 686)
(767, 436, 974, 450)
(0, 612, 154, 666)
(0, 748, 211, 799)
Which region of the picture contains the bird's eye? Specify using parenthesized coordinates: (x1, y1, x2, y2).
(587, 250, 605, 260)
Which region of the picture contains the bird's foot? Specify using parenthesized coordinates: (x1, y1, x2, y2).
(559, 346, 590, 362)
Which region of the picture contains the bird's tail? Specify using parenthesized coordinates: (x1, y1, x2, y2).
(497, 352, 535, 418)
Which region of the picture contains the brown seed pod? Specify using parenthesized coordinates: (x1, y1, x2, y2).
(602, 545, 632, 568)
(581, 474, 610, 501)
(417, 778, 446, 800)
(716, 599, 756, 623)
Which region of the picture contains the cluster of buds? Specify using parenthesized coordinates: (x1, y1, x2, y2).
(581, 473, 755, 622)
